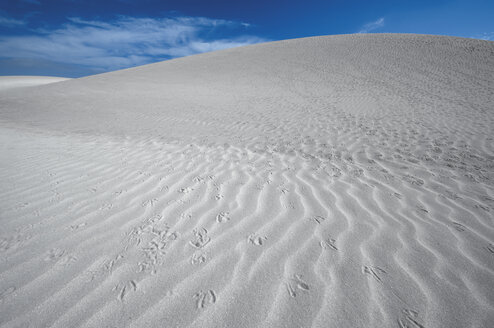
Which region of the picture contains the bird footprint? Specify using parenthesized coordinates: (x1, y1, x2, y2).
(216, 212, 230, 223)
(285, 274, 310, 297)
(362, 265, 386, 282)
(320, 238, 337, 251)
(247, 234, 267, 246)
(194, 290, 216, 309)
(398, 309, 425, 328)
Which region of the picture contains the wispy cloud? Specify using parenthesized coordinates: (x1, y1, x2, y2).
(0, 15, 266, 75)
(0, 14, 26, 27)
(470, 32, 494, 41)
(357, 17, 384, 34)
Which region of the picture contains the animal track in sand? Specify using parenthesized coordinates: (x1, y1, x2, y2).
(192, 176, 204, 183)
(88, 254, 124, 280)
(100, 203, 113, 210)
(114, 280, 137, 301)
(391, 192, 403, 199)
(0, 233, 32, 252)
(327, 166, 342, 178)
(216, 212, 230, 223)
(451, 222, 466, 232)
(308, 215, 326, 224)
(320, 238, 338, 251)
(474, 204, 490, 212)
(402, 175, 424, 186)
(134, 221, 178, 274)
(247, 234, 267, 246)
(212, 181, 222, 191)
(191, 252, 209, 265)
(180, 212, 192, 220)
(350, 168, 364, 177)
(415, 204, 429, 214)
(286, 201, 296, 210)
(215, 194, 223, 200)
(137, 171, 152, 177)
(398, 309, 425, 328)
(279, 187, 289, 194)
(285, 274, 310, 297)
(189, 228, 211, 249)
(178, 187, 194, 194)
(194, 290, 216, 309)
(480, 195, 494, 203)
(362, 265, 387, 283)
(69, 222, 87, 231)
(487, 244, 494, 254)
(141, 198, 158, 207)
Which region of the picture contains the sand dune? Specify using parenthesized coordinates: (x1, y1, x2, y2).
(0, 76, 70, 92)
(0, 34, 493, 328)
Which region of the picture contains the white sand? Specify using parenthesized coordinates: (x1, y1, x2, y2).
(0, 76, 70, 91)
(0, 33, 493, 328)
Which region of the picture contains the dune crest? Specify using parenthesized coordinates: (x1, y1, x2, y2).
(0, 34, 493, 328)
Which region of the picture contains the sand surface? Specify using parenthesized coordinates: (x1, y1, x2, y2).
(0, 76, 70, 92)
(0, 34, 493, 327)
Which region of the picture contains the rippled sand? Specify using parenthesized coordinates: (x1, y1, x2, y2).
(0, 34, 493, 328)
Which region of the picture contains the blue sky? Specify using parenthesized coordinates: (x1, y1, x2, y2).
(1, 0, 493, 77)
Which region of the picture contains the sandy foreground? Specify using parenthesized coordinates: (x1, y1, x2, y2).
(0, 34, 493, 328)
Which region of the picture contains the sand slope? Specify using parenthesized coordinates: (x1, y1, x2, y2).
(0, 34, 493, 328)
(0, 76, 70, 92)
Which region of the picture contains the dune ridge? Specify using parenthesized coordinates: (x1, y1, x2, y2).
(0, 34, 493, 327)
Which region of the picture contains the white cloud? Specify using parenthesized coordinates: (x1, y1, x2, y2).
(357, 17, 384, 34)
(0, 15, 26, 27)
(471, 32, 494, 41)
(0, 15, 266, 72)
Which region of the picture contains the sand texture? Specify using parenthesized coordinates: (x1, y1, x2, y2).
(0, 34, 493, 327)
